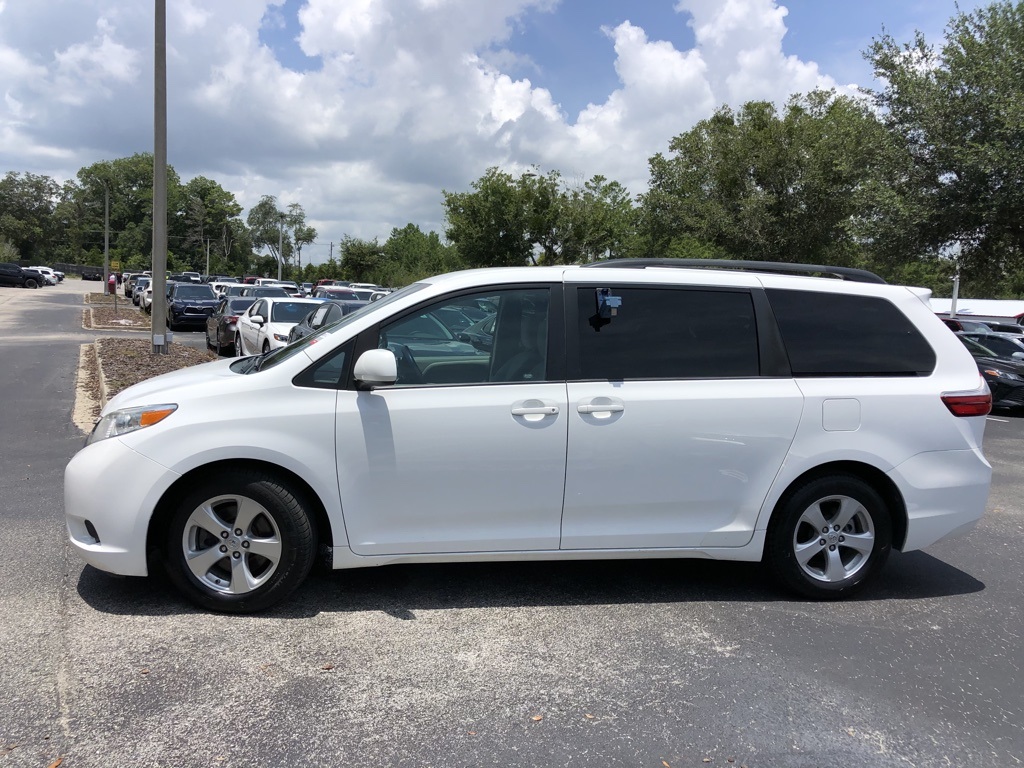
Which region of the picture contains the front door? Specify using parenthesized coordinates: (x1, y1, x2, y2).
(336, 286, 569, 555)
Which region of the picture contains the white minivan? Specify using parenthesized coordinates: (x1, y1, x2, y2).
(65, 260, 993, 612)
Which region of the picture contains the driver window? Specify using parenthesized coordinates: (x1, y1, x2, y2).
(378, 288, 550, 385)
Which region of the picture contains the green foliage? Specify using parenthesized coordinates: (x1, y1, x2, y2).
(443, 167, 534, 267)
(0, 172, 60, 262)
(637, 92, 897, 266)
(866, 1, 1024, 288)
(0, 237, 19, 261)
(443, 166, 636, 267)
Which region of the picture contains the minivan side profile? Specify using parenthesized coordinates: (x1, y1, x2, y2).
(64, 261, 992, 612)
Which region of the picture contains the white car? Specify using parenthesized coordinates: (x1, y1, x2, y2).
(28, 266, 58, 285)
(65, 260, 993, 613)
(234, 297, 322, 355)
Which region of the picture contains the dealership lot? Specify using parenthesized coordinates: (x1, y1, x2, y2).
(0, 280, 1021, 767)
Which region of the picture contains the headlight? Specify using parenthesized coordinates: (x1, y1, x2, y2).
(273, 333, 289, 342)
(87, 404, 178, 445)
(983, 368, 1024, 381)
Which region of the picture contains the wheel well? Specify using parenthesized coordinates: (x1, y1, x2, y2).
(767, 461, 908, 550)
(146, 459, 334, 572)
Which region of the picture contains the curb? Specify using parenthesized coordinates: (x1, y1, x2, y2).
(83, 306, 151, 332)
(93, 341, 110, 406)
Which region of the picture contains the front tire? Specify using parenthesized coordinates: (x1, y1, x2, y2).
(765, 474, 891, 600)
(24, 278, 38, 289)
(163, 470, 316, 613)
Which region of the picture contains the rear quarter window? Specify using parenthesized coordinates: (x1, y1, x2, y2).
(766, 289, 936, 376)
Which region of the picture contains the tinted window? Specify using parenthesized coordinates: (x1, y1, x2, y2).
(271, 302, 318, 323)
(767, 289, 936, 376)
(575, 287, 759, 379)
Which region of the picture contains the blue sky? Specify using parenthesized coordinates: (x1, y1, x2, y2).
(0, 0, 992, 265)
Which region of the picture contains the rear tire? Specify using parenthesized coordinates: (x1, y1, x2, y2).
(765, 474, 891, 600)
(163, 470, 316, 613)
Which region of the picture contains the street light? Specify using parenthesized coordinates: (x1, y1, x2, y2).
(277, 213, 285, 281)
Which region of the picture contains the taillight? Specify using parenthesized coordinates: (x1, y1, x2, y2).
(941, 391, 992, 417)
(225, 315, 238, 323)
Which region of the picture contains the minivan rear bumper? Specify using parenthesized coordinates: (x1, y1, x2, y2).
(888, 447, 992, 551)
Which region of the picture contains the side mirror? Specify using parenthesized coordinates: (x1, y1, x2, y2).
(354, 349, 398, 388)
(250, 315, 265, 326)
(1012, 352, 1024, 360)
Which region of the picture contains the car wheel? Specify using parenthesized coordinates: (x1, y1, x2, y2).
(24, 278, 38, 289)
(765, 474, 891, 600)
(262, 340, 271, 354)
(163, 470, 316, 613)
(235, 333, 244, 356)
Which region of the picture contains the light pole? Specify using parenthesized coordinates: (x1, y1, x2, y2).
(277, 213, 285, 281)
(151, 0, 169, 353)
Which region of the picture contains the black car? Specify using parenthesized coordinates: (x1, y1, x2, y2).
(961, 336, 1024, 411)
(166, 283, 220, 331)
(0, 262, 42, 289)
(287, 299, 368, 343)
(206, 297, 256, 356)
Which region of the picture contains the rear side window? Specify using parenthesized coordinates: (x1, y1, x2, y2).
(766, 289, 936, 376)
(574, 287, 759, 380)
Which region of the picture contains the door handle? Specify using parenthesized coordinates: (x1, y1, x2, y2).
(577, 403, 624, 414)
(511, 405, 560, 416)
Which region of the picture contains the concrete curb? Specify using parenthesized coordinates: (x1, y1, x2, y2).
(82, 306, 151, 332)
(93, 340, 110, 406)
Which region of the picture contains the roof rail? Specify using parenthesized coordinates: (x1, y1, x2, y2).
(582, 258, 887, 284)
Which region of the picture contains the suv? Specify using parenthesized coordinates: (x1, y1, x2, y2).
(0, 262, 43, 289)
(65, 260, 992, 613)
(165, 282, 219, 330)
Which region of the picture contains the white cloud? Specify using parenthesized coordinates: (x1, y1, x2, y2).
(0, 0, 855, 263)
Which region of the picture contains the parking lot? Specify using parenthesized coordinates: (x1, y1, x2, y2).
(0, 279, 1021, 767)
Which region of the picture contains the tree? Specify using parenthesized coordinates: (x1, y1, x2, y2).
(443, 167, 534, 268)
(338, 236, 386, 282)
(181, 176, 244, 273)
(286, 202, 317, 273)
(246, 195, 288, 269)
(0, 172, 60, 262)
(866, 1, 1024, 295)
(382, 223, 463, 284)
(444, 166, 636, 268)
(637, 92, 897, 267)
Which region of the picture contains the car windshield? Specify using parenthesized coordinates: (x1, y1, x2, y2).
(175, 285, 216, 299)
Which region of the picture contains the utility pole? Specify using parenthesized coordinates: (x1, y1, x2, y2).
(205, 237, 211, 278)
(950, 272, 961, 319)
(277, 214, 284, 281)
(151, 0, 169, 354)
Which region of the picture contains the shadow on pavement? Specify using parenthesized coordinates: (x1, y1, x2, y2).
(75, 548, 983, 619)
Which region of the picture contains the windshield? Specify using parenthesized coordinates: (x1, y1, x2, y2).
(174, 285, 216, 300)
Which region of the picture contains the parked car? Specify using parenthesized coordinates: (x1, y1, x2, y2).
(960, 335, 1024, 411)
(28, 266, 59, 285)
(66, 259, 993, 613)
(959, 332, 1024, 360)
(238, 286, 290, 298)
(234, 297, 322, 355)
(0, 262, 42, 289)
(206, 297, 257, 356)
(132, 277, 151, 306)
(286, 299, 368, 343)
(82, 270, 103, 281)
(166, 283, 221, 331)
(311, 286, 364, 300)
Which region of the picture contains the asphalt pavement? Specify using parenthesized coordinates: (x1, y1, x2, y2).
(0, 280, 1021, 767)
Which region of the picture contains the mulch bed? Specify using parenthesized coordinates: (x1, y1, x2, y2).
(88, 305, 151, 329)
(96, 338, 217, 399)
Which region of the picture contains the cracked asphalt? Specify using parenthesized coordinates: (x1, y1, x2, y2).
(0, 279, 1021, 767)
